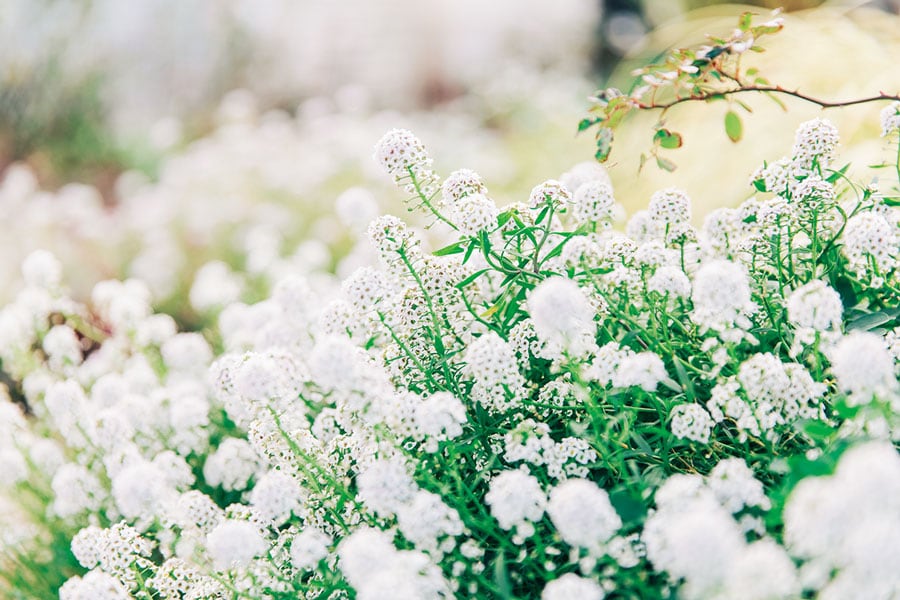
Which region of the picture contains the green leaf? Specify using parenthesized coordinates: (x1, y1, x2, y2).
(764, 91, 787, 111)
(595, 127, 613, 163)
(493, 553, 513, 600)
(752, 178, 767, 193)
(736, 99, 753, 113)
(455, 269, 487, 289)
(825, 163, 850, 184)
(432, 241, 465, 256)
(609, 488, 647, 524)
(653, 128, 683, 150)
(738, 12, 753, 31)
(656, 156, 677, 172)
(801, 420, 836, 442)
(462, 240, 476, 264)
(846, 306, 900, 332)
(480, 303, 502, 319)
(725, 110, 743, 142)
(577, 118, 596, 133)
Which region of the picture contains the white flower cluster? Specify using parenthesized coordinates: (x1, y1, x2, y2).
(2, 113, 900, 599)
(644, 461, 797, 600)
(783, 442, 900, 598)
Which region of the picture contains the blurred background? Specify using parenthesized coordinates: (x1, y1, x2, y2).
(0, 0, 898, 315)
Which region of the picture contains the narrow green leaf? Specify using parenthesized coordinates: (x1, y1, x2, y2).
(725, 110, 743, 142)
(480, 303, 502, 319)
(764, 91, 788, 111)
(462, 240, 476, 264)
(846, 306, 900, 332)
(738, 11, 753, 31)
(455, 269, 487, 289)
(493, 553, 513, 600)
(825, 163, 850, 184)
(432, 241, 465, 256)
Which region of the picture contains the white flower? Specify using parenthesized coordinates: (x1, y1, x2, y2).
(51, 463, 104, 517)
(338, 527, 450, 599)
(707, 458, 770, 513)
(43, 325, 83, 372)
(528, 277, 596, 354)
(648, 188, 691, 227)
(648, 265, 691, 299)
(396, 490, 464, 554)
(249, 471, 304, 525)
(792, 118, 839, 170)
(612, 351, 667, 392)
(454, 193, 499, 236)
(342, 266, 390, 313)
(670, 404, 714, 443)
(203, 438, 261, 492)
(59, 569, 129, 600)
(783, 442, 900, 597)
(21, 249, 62, 290)
(161, 332, 213, 374)
(92, 279, 152, 331)
(463, 332, 526, 412)
(111, 459, 173, 521)
(189, 261, 242, 313)
(547, 478, 621, 554)
(528, 179, 571, 209)
(485, 469, 546, 538)
(206, 520, 266, 570)
(572, 180, 616, 225)
(786, 280, 842, 331)
(880, 101, 900, 137)
(690, 260, 753, 332)
(442, 168, 487, 205)
(373, 128, 439, 197)
(643, 493, 745, 599)
(829, 331, 897, 404)
(367, 214, 415, 255)
(413, 391, 467, 451)
(290, 529, 332, 571)
(723, 540, 800, 600)
(541, 573, 605, 600)
(842, 212, 898, 281)
(357, 457, 418, 518)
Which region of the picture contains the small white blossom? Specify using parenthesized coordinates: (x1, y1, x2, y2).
(290, 528, 332, 571)
(528, 277, 596, 355)
(670, 404, 714, 443)
(786, 280, 842, 331)
(485, 469, 546, 539)
(880, 101, 900, 137)
(547, 478, 621, 554)
(206, 520, 267, 570)
(829, 332, 897, 404)
(541, 573, 605, 600)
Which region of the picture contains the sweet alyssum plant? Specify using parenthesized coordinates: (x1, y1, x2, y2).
(1, 14, 900, 600)
(1, 107, 900, 599)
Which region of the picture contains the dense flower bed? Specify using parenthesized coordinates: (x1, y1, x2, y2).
(1, 103, 899, 598)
